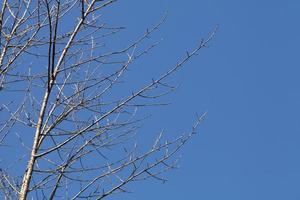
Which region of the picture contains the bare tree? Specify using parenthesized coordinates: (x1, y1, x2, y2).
(0, 0, 216, 199)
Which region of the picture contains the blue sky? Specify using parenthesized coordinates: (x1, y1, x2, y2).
(106, 0, 300, 199)
(1, 0, 299, 199)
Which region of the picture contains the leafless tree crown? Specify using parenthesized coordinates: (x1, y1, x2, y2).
(0, 0, 216, 199)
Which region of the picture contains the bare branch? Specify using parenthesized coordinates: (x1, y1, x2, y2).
(0, 1, 215, 199)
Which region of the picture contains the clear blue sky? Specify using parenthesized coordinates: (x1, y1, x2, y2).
(107, 0, 300, 199)
(2, 0, 299, 199)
